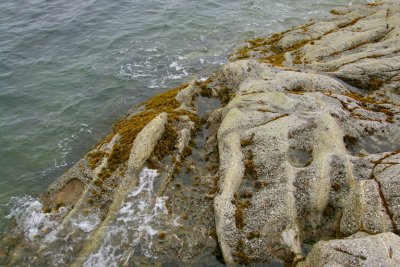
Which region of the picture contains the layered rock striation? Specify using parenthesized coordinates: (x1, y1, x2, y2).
(1, 1, 400, 266)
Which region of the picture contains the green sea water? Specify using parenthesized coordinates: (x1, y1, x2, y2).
(0, 0, 366, 233)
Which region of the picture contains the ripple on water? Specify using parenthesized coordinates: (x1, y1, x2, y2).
(6, 196, 56, 241)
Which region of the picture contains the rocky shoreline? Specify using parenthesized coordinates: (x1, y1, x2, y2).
(1, 1, 400, 266)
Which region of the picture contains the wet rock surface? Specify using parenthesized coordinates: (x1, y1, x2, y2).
(2, 1, 400, 266)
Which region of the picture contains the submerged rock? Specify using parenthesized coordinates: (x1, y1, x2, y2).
(2, 1, 400, 266)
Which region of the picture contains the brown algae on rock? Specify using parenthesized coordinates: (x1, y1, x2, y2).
(86, 150, 108, 169)
(232, 239, 252, 265)
(232, 194, 251, 230)
(87, 83, 197, 181)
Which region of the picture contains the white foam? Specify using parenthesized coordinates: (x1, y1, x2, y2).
(71, 213, 101, 233)
(119, 65, 149, 79)
(6, 196, 56, 241)
(6, 195, 104, 266)
(169, 61, 183, 71)
(168, 74, 184, 80)
(84, 167, 169, 266)
(55, 123, 93, 168)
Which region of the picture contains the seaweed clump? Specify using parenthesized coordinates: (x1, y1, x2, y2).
(247, 231, 260, 240)
(229, 33, 283, 63)
(241, 133, 255, 147)
(195, 80, 214, 98)
(232, 239, 252, 265)
(330, 9, 341, 15)
(218, 85, 236, 106)
(90, 83, 197, 186)
(244, 150, 257, 178)
(86, 151, 108, 169)
(158, 231, 167, 240)
(230, 25, 314, 67)
(343, 92, 395, 123)
(232, 194, 251, 230)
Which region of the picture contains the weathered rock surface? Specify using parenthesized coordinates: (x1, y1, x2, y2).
(208, 57, 400, 265)
(232, 0, 400, 99)
(213, 1, 400, 265)
(1, 1, 400, 267)
(297, 232, 400, 267)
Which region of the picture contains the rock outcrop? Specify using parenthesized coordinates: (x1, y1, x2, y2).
(213, 0, 400, 265)
(209, 58, 400, 265)
(1, 1, 400, 266)
(298, 232, 400, 267)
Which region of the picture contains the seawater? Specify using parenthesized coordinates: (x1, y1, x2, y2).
(0, 0, 366, 233)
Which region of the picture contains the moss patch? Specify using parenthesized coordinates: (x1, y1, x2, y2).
(337, 16, 365, 29)
(369, 77, 385, 90)
(247, 37, 269, 48)
(152, 122, 178, 160)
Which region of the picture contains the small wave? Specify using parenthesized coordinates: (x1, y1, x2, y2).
(84, 167, 168, 266)
(169, 61, 183, 71)
(167, 73, 185, 80)
(56, 123, 93, 168)
(6, 196, 56, 241)
(118, 64, 149, 79)
(71, 213, 101, 233)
